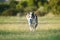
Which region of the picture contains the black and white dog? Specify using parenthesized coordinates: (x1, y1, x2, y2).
(26, 12, 38, 32)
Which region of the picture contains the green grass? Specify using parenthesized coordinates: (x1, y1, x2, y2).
(0, 30, 60, 40)
(0, 16, 60, 24)
(0, 16, 60, 40)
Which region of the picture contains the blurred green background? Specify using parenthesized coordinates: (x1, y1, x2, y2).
(0, 0, 60, 16)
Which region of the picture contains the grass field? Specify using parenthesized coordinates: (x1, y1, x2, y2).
(0, 16, 60, 40)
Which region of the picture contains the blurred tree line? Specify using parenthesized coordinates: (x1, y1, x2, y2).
(0, 0, 60, 16)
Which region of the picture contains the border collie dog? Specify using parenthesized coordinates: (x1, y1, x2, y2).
(26, 12, 38, 32)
